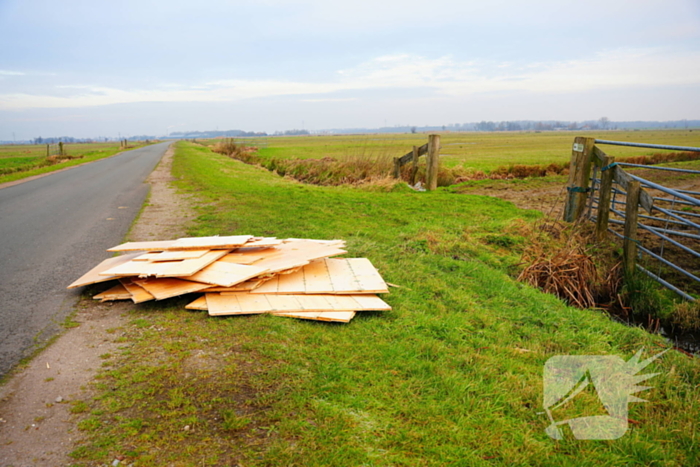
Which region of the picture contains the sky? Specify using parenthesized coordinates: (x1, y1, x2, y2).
(0, 0, 699, 139)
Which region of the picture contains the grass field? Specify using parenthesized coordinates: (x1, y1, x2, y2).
(69, 141, 700, 467)
(234, 129, 700, 172)
(0, 141, 153, 184)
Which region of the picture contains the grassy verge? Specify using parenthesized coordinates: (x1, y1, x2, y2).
(0, 142, 154, 185)
(70, 142, 700, 466)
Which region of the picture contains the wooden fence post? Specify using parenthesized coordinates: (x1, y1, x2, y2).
(595, 155, 615, 241)
(426, 134, 441, 191)
(46, 144, 49, 157)
(392, 157, 401, 179)
(563, 136, 595, 221)
(58, 142, 64, 156)
(410, 145, 419, 185)
(623, 180, 641, 276)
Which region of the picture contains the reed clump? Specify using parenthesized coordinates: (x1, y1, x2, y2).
(517, 221, 620, 309)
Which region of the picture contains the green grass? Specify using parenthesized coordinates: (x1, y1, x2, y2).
(70, 141, 700, 466)
(225, 129, 700, 172)
(0, 141, 153, 184)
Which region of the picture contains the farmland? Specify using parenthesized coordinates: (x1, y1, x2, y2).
(0, 141, 153, 185)
(68, 140, 700, 467)
(236, 129, 700, 172)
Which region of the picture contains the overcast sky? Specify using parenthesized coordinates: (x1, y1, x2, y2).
(1, 0, 699, 139)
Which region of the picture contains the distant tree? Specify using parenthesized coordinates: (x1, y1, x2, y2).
(599, 117, 610, 130)
(411, 126, 417, 134)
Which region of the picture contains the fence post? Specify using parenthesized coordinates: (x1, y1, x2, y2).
(623, 180, 641, 276)
(410, 145, 419, 185)
(595, 155, 615, 241)
(426, 134, 441, 191)
(58, 142, 64, 156)
(563, 136, 595, 221)
(46, 144, 49, 157)
(392, 157, 401, 179)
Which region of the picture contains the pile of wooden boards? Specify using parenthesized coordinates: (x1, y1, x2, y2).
(68, 235, 391, 323)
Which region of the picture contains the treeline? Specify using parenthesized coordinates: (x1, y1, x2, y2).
(168, 129, 267, 138)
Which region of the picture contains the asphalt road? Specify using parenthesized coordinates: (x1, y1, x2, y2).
(0, 142, 171, 377)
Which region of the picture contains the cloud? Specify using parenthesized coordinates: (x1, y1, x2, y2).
(1, 47, 699, 110)
(0, 70, 25, 76)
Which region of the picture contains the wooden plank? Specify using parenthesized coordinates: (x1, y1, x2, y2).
(93, 283, 132, 301)
(155, 250, 230, 277)
(119, 277, 155, 303)
(592, 145, 607, 167)
(563, 136, 595, 221)
(185, 295, 208, 310)
(426, 134, 441, 191)
(410, 145, 420, 185)
(613, 166, 654, 214)
(107, 240, 176, 252)
(67, 253, 142, 288)
(595, 155, 615, 242)
(207, 293, 391, 316)
(169, 235, 252, 250)
(132, 278, 211, 300)
(398, 142, 428, 165)
(181, 261, 268, 287)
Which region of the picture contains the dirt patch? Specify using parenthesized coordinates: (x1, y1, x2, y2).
(0, 144, 196, 466)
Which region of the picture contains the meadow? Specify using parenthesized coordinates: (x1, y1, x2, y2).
(0, 141, 152, 184)
(236, 129, 700, 171)
(69, 141, 700, 467)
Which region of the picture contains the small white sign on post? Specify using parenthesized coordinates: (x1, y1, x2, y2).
(573, 143, 584, 152)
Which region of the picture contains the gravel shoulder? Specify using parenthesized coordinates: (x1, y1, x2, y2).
(0, 144, 195, 466)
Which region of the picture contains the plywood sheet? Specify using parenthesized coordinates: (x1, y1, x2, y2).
(272, 311, 356, 323)
(67, 253, 142, 289)
(207, 293, 391, 316)
(218, 252, 266, 265)
(251, 240, 346, 274)
(185, 296, 208, 310)
(101, 250, 229, 278)
(244, 237, 283, 248)
(147, 249, 210, 261)
(93, 283, 132, 301)
(155, 250, 230, 277)
(119, 277, 155, 303)
(169, 235, 253, 250)
(182, 261, 268, 287)
(99, 258, 173, 277)
(252, 258, 388, 295)
(206, 278, 271, 293)
(107, 240, 176, 252)
(133, 278, 211, 300)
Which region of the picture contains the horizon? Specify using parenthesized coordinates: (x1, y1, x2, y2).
(1, 0, 699, 139)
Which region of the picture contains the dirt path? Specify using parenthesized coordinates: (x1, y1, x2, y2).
(0, 144, 195, 466)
